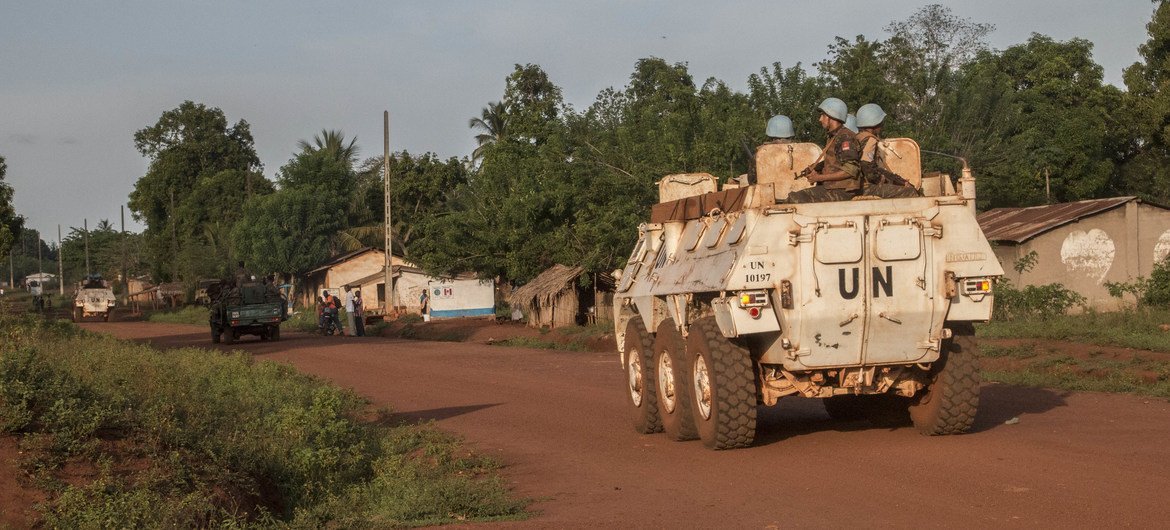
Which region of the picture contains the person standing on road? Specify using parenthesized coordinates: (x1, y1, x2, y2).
(343, 285, 356, 336)
(353, 290, 366, 337)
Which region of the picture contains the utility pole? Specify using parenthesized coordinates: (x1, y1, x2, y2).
(84, 218, 91, 276)
(169, 187, 179, 282)
(37, 229, 42, 283)
(121, 205, 127, 301)
(1044, 167, 1051, 203)
(57, 225, 64, 296)
(383, 111, 393, 314)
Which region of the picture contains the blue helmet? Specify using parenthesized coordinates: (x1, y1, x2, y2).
(844, 114, 858, 133)
(856, 103, 887, 128)
(765, 115, 794, 138)
(818, 97, 848, 122)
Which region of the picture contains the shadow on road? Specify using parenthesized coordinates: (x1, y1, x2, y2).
(375, 403, 503, 426)
(750, 383, 1069, 446)
(971, 383, 1069, 432)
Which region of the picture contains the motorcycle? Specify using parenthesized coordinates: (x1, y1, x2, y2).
(319, 307, 341, 336)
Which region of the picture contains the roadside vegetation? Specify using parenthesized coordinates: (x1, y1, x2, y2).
(979, 342, 1170, 399)
(0, 314, 527, 527)
(146, 305, 209, 325)
(493, 323, 612, 352)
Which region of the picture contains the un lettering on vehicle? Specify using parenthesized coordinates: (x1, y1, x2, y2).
(837, 266, 894, 300)
(745, 260, 771, 283)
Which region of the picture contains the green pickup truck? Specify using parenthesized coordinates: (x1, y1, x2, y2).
(209, 281, 287, 344)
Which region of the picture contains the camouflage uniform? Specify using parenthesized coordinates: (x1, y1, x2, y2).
(856, 130, 920, 199)
(787, 127, 861, 204)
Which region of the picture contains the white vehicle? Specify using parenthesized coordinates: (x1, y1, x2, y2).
(73, 274, 116, 322)
(614, 138, 1003, 450)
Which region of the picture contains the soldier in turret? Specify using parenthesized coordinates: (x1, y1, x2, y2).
(787, 97, 861, 203)
(854, 103, 919, 199)
(742, 115, 796, 185)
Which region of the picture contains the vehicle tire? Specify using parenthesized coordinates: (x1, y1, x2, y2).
(654, 320, 697, 441)
(623, 317, 661, 434)
(909, 323, 980, 435)
(211, 325, 221, 344)
(259, 330, 269, 341)
(223, 328, 235, 345)
(822, 395, 867, 422)
(271, 326, 281, 342)
(103, 310, 111, 322)
(688, 317, 757, 450)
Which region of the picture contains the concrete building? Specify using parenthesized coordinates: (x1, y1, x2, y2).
(978, 197, 1170, 310)
(301, 247, 411, 310)
(303, 248, 495, 319)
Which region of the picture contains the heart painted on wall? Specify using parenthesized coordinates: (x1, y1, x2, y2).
(1060, 229, 1115, 284)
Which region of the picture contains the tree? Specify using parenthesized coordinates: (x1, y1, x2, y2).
(1119, 0, 1170, 204)
(232, 147, 353, 278)
(881, 4, 994, 130)
(955, 35, 1120, 207)
(817, 36, 903, 119)
(747, 62, 829, 141)
(0, 154, 23, 258)
(297, 129, 360, 169)
(128, 101, 261, 281)
(469, 101, 509, 163)
(59, 222, 146, 289)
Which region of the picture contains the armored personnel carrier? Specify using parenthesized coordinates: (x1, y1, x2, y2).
(614, 138, 1003, 449)
(73, 274, 116, 322)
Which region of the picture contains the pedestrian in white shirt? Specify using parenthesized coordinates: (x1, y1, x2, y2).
(343, 285, 356, 336)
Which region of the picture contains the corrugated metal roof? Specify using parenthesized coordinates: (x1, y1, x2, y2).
(977, 197, 1138, 244)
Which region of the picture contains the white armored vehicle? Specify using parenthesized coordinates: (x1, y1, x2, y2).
(614, 138, 1003, 449)
(73, 274, 116, 322)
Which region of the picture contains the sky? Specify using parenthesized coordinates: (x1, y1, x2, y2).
(0, 0, 1159, 241)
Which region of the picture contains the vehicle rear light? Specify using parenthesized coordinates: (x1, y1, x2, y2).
(737, 290, 769, 308)
(962, 278, 993, 294)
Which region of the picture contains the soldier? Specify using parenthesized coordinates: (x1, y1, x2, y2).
(787, 97, 861, 203)
(742, 115, 796, 185)
(845, 113, 859, 133)
(854, 103, 919, 199)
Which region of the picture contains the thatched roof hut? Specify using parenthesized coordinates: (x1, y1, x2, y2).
(508, 264, 614, 329)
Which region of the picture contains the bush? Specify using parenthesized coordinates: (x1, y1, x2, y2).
(994, 250, 1085, 320)
(146, 305, 209, 325)
(0, 314, 527, 526)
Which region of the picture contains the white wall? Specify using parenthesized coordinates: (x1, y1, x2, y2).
(427, 278, 495, 318)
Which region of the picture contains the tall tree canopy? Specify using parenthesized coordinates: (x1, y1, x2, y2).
(1120, 0, 1170, 204)
(128, 101, 266, 282)
(0, 154, 23, 258)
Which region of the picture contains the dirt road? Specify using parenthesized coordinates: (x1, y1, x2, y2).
(86, 322, 1170, 528)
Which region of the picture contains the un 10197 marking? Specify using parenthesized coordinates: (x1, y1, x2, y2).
(745, 260, 771, 283)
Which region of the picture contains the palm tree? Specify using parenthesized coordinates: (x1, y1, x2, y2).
(298, 129, 360, 169)
(469, 101, 509, 163)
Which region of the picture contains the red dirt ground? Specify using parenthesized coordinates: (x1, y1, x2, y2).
(7, 321, 1170, 528)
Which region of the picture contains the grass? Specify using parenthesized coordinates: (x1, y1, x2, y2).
(978, 341, 1170, 399)
(0, 313, 528, 527)
(493, 323, 614, 352)
(146, 305, 209, 325)
(978, 307, 1170, 353)
(494, 336, 590, 352)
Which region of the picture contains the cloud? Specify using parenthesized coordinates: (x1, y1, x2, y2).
(8, 134, 38, 144)
(57, 137, 79, 145)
